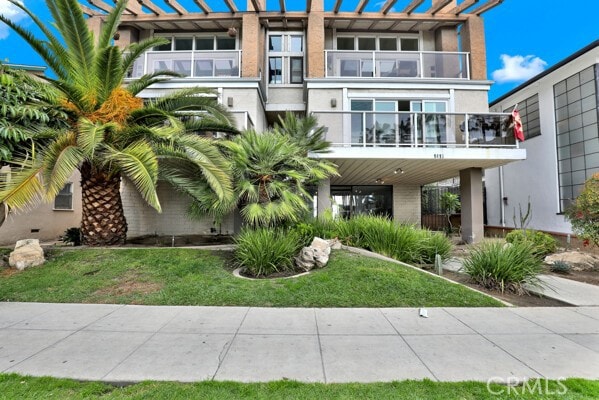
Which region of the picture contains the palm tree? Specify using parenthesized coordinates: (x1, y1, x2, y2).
(193, 127, 338, 228)
(0, 0, 236, 245)
(273, 111, 331, 154)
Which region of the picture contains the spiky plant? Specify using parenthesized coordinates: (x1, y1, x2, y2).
(0, 0, 237, 245)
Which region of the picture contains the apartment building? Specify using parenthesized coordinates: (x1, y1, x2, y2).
(487, 41, 599, 235)
(81, 0, 525, 243)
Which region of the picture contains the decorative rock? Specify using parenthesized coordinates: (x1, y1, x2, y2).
(295, 237, 333, 271)
(327, 238, 342, 250)
(545, 251, 599, 271)
(9, 239, 45, 271)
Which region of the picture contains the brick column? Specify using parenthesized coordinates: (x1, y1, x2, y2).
(241, 13, 262, 78)
(461, 15, 487, 80)
(460, 168, 484, 243)
(317, 178, 331, 217)
(307, 0, 325, 78)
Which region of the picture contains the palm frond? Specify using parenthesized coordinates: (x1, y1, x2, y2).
(0, 15, 66, 79)
(77, 119, 113, 158)
(104, 141, 161, 211)
(40, 132, 84, 199)
(53, 0, 97, 90)
(0, 160, 44, 213)
(97, 0, 128, 48)
(126, 71, 181, 96)
(121, 37, 170, 75)
(95, 46, 124, 103)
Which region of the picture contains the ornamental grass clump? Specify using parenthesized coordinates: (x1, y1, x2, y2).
(416, 230, 453, 265)
(462, 241, 543, 294)
(505, 229, 557, 257)
(234, 228, 303, 277)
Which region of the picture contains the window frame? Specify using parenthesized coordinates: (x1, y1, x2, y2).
(54, 182, 74, 211)
(334, 33, 420, 52)
(267, 31, 305, 86)
(153, 33, 239, 52)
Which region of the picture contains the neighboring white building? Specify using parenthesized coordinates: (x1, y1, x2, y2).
(487, 40, 599, 234)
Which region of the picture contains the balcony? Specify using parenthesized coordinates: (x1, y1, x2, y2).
(325, 51, 469, 79)
(311, 111, 517, 148)
(128, 50, 241, 79)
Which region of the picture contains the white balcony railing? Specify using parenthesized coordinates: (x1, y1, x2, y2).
(311, 111, 517, 148)
(325, 51, 469, 79)
(128, 50, 242, 79)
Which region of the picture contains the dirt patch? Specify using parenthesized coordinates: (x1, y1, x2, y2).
(443, 271, 570, 307)
(0, 268, 20, 277)
(92, 272, 163, 298)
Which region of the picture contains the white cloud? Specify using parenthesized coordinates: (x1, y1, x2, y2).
(0, 0, 26, 40)
(492, 54, 547, 83)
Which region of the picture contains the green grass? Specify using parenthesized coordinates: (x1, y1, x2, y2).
(0, 374, 598, 399)
(0, 248, 501, 307)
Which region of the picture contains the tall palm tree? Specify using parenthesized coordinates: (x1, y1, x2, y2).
(0, 0, 236, 245)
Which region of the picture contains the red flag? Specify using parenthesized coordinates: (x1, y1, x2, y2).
(512, 109, 525, 142)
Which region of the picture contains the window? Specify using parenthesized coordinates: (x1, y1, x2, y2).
(553, 65, 599, 212)
(268, 33, 304, 85)
(335, 35, 419, 52)
(504, 94, 541, 140)
(154, 34, 238, 51)
(54, 183, 73, 210)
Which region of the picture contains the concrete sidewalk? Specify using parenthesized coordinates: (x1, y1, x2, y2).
(1, 303, 598, 383)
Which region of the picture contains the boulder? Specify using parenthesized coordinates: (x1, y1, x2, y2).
(545, 251, 599, 271)
(311, 237, 331, 256)
(327, 238, 342, 250)
(9, 239, 45, 271)
(294, 237, 333, 271)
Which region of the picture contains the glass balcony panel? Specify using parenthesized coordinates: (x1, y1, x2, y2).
(313, 111, 516, 148)
(142, 51, 240, 78)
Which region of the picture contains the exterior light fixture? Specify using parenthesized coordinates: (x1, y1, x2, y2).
(330, 98, 337, 108)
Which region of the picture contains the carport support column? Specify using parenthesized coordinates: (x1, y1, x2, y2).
(460, 168, 484, 243)
(317, 179, 331, 217)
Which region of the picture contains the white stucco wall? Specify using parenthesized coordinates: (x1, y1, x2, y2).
(121, 180, 235, 238)
(486, 46, 599, 234)
(0, 170, 82, 245)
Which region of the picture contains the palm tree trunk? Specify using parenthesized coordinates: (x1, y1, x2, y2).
(80, 162, 127, 246)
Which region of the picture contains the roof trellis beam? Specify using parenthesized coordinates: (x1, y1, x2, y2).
(426, 0, 452, 15)
(449, 0, 478, 15)
(163, 0, 187, 15)
(88, 0, 114, 13)
(223, 0, 238, 13)
(333, 0, 342, 13)
(401, 0, 424, 14)
(280, 0, 286, 13)
(469, 0, 503, 15)
(193, 0, 212, 14)
(136, 0, 165, 16)
(355, 0, 369, 13)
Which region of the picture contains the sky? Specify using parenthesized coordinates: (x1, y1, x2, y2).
(0, 0, 598, 101)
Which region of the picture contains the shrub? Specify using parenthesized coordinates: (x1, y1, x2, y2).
(505, 229, 557, 257)
(462, 241, 543, 294)
(565, 173, 599, 247)
(550, 261, 571, 274)
(234, 228, 303, 277)
(61, 227, 82, 246)
(416, 230, 453, 264)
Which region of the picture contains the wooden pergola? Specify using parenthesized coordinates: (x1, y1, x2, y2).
(81, 0, 503, 32)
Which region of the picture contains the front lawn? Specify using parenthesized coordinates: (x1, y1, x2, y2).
(0, 374, 597, 400)
(0, 249, 501, 307)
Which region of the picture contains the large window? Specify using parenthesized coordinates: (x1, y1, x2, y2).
(268, 33, 304, 85)
(503, 94, 541, 140)
(331, 185, 393, 219)
(554, 64, 599, 211)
